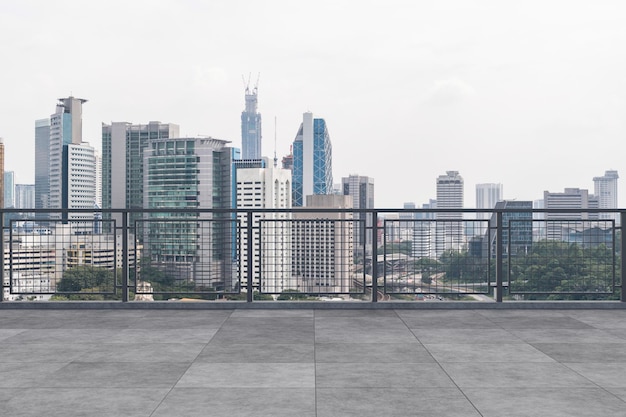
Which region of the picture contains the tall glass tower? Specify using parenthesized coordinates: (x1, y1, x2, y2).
(241, 82, 262, 160)
(34, 118, 50, 209)
(292, 112, 333, 207)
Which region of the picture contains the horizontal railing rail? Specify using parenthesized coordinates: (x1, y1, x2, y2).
(1, 208, 624, 303)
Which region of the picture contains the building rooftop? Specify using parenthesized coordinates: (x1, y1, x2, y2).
(1, 306, 626, 416)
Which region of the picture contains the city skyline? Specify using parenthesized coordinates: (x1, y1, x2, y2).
(1, 1, 625, 208)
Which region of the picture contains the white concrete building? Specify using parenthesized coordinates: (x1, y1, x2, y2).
(236, 158, 292, 293)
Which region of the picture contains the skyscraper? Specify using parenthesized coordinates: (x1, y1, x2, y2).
(143, 137, 236, 289)
(235, 157, 292, 292)
(102, 121, 180, 211)
(0, 138, 4, 209)
(475, 183, 502, 235)
(342, 174, 375, 253)
(15, 184, 35, 210)
(241, 81, 262, 160)
(34, 118, 50, 209)
(292, 112, 333, 207)
(476, 183, 502, 217)
(593, 170, 619, 222)
(47, 97, 96, 222)
(4, 171, 14, 208)
(435, 171, 464, 255)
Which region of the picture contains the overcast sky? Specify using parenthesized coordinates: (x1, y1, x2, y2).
(1, 0, 625, 208)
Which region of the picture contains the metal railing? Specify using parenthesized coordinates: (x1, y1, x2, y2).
(2, 208, 624, 303)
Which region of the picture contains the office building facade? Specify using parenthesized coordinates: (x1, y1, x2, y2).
(34, 118, 51, 209)
(46, 97, 96, 222)
(102, 121, 180, 211)
(292, 112, 333, 206)
(235, 158, 292, 293)
(142, 137, 236, 289)
(435, 171, 464, 255)
(593, 170, 619, 222)
(341, 174, 375, 253)
(4, 171, 14, 208)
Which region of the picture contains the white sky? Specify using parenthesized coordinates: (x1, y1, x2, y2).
(1, 0, 625, 208)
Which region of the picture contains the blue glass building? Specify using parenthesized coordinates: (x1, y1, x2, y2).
(241, 84, 262, 160)
(292, 112, 333, 207)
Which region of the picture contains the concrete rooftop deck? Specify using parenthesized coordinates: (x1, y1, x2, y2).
(2, 307, 626, 416)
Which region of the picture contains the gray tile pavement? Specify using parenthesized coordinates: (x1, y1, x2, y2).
(0, 308, 625, 416)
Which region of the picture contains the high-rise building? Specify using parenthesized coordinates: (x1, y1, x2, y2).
(342, 174, 375, 253)
(0, 138, 4, 209)
(94, 150, 102, 208)
(143, 137, 236, 289)
(241, 81, 262, 160)
(15, 184, 35, 209)
(292, 112, 333, 207)
(292, 194, 354, 293)
(47, 97, 96, 222)
(4, 171, 14, 208)
(411, 199, 437, 259)
(435, 171, 464, 255)
(235, 157, 292, 293)
(544, 188, 592, 240)
(34, 118, 51, 209)
(476, 183, 502, 217)
(593, 170, 619, 222)
(488, 200, 533, 257)
(102, 121, 180, 211)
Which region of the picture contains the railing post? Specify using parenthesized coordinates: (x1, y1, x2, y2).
(122, 211, 129, 302)
(246, 211, 254, 303)
(371, 210, 378, 303)
(495, 211, 503, 302)
(619, 210, 626, 302)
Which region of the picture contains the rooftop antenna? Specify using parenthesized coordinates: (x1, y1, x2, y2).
(254, 72, 260, 95)
(273, 116, 278, 168)
(242, 73, 252, 94)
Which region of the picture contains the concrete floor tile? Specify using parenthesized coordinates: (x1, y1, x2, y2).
(152, 388, 316, 417)
(198, 343, 314, 362)
(0, 362, 68, 387)
(464, 387, 626, 417)
(316, 363, 455, 388)
(229, 309, 314, 318)
(424, 343, 554, 363)
(0, 329, 26, 341)
(38, 362, 190, 388)
(411, 328, 522, 344)
(211, 323, 314, 344)
(0, 342, 95, 363)
(485, 315, 593, 330)
(565, 362, 626, 388)
(533, 342, 626, 362)
(441, 362, 596, 388)
(510, 328, 625, 343)
(316, 388, 481, 417)
(177, 362, 315, 388)
(2, 388, 169, 417)
(315, 342, 434, 363)
(315, 309, 399, 317)
(75, 342, 206, 362)
(397, 311, 501, 329)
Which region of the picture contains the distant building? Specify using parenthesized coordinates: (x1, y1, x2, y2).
(342, 175, 374, 253)
(488, 200, 533, 257)
(34, 118, 50, 209)
(435, 171, 464, 255)
(241, 81, 262, 159)
(543, 188, 591, 240)
(142, 137, 236, 289)
(47, 97, 96, 223)
(593, 170, 619, 222)
(292, 195, 354, 294)
(4, 171, 14, 208)
(101, 121, 180, 212)
(235, 157, 292, 293)
(15, 184, 35, 210)
(0, 138, 4, 209)
(411, 199, 437, 259)
(292, 112, 333, 207)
